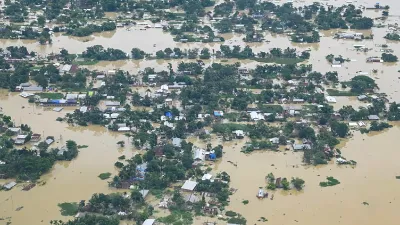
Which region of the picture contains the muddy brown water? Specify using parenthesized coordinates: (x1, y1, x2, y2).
(1, 0, 400, 224)
(0, 91, 135, 225)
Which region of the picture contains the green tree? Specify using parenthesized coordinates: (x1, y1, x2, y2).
(131, 189, 144, 203)
(291, 177, 305, 190)
(131, 48, 145, 59)
(330, 121, 349, 138)
(381, 53, 398, 62)
(37, 16, 46, 27)
(199, 48, 211, 59)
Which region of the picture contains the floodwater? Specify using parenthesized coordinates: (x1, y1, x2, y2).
(0, 91, 135, 225)
(1, 0, 400, 224)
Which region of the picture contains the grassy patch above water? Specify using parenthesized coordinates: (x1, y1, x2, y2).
(98, 172, 112, 180)
(319, 176, 340, 187)
(58, 202, 78, 216)
(258, 104, 284, 113)
(253, 57, 306, 65)
(396, 176, 400, 179)
(158, 210, 193, 225)
(326, 89, 358, 96)
(225, 211, 238, 217)
(242, 200, 249, 205)
(35, 92, 64, 99)
(77, 145, 88, 149)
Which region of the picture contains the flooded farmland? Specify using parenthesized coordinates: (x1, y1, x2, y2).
(1, 0, 400, 225)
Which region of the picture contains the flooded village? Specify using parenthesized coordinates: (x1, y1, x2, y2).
(1, 0, 400, 225)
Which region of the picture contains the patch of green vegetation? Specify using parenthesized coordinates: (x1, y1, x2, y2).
(225, 211, 238, 217)
(77, 145, 88, 149)
(158, 210, 193, 225)
(150, 189, 164, 199)
(114, 161, 124, 168)
(396, 176, 400, 179)
(98, 172, 112, 180)
(267, 183, 276, 190)
(58, 202, 78, 216)
(118, 155, 126, 160)
(56, 117, 63, 122)
(227, 216, 247, 225)
(319, 176, 340, 187)
(35, 92, 64, 99)
(224, 210, 247, 223)
(242, 200, 249, 205)
(30, 66, 43, 71)
(326, 89, 358, 96)
(253, 57, 306, 65)
(362, 202, 369, 205)
(258, 104, 284, 113)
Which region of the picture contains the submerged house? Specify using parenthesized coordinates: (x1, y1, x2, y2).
(213, 111, 224, 117)
(367, 57, 383, 63)
(292, 143, 312, 150)
(368, 115, 380, 120)
(134, 163, 147, 181)
(3, 181, 17, 190)
(14, 135, 27, 145)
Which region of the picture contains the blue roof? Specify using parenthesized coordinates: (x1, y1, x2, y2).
(214, 111, 222, 116)
(165, 111, 172, 118)
(209, 153, 216, 159)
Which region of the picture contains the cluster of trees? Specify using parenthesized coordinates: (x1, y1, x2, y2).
(5, 46, 32, 59)
(326, 54, 346, 64)
(369, 121, 392, 132)
(69, 191, 153, 222)
(266, 173, 305, 190)
(338, 100, 386, 121)
(384, 33, 400, 41)
(0, 132, 80, 180)
(80, 44, 311, 63)
(291, 31, 320, 43)
(349, 75, 377, 93)
(388, 102, 400, 121)
(212, 121, 280, 140)
(209, 2, 374, 40)
(31, 64, 78, 89)
(214, 1, 235, 16)
(82, 45, 128, 61)
(0, 26, 42, 39)
(66, 22, 116, 37)
(110, 141, 197, 190)
(4, 1, 28, 22)
(381, 53, 398, 62)
(54, 140, 79, 161)
(50, 215, 119, 225)
(0, 62, 31, 90)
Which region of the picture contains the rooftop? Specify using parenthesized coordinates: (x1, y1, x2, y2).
(181, 180, 198, 191)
